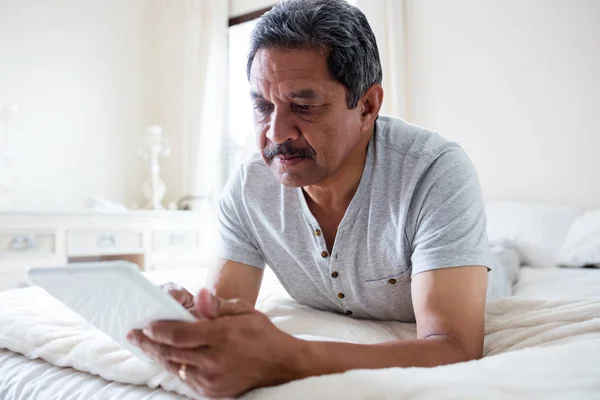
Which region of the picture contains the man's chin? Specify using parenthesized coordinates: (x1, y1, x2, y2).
(269, 168, 319, 188)
(264, 158, 317, 186)
(276, 173, 310, 188)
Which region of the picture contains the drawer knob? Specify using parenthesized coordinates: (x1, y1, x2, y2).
(10, 235, 36, 251)
(169, 234, 185, 246)
(96, 235, 117, 248)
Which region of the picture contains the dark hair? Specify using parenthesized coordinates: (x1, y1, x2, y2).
(246, 0, 382, 109)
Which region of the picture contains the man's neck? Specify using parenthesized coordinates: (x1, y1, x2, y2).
(302, 141, 370, 213)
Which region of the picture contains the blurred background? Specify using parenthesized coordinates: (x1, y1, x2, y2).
(0, 0, 599, 286)
(0, 0, 600, 211)
(0, 0, 598, 212)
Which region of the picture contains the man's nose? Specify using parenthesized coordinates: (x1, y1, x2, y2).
(266, 109, 300, 144)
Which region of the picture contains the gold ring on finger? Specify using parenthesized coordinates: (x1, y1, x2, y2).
(178, 363, 187, 380)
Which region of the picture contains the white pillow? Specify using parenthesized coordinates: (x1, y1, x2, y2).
(485, 202, 583, 267)
(557, 209, 600, 267)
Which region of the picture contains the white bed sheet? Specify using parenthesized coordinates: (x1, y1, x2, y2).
(0, 349, 182, 400)
(1, 265, 599, 400)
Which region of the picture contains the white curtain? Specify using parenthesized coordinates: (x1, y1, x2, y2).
(182, 0, 229, 204)
(354, 0, 409, 119)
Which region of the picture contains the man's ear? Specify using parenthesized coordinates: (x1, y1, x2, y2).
(359, 83, 384, 131)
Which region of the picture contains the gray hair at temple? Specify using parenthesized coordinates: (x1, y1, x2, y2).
(246, 0, 383, 109)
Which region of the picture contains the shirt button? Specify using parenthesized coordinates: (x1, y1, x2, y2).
(345, 310, 353, 316)
(331, 271, 339, 278)
(321, 251, 329, 258)
(315, 229, 321, 236)
(337, 292, 345, 299)
(388, 278, 397, 285)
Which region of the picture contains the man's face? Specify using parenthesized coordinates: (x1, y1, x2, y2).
(249, 47, 365, 187)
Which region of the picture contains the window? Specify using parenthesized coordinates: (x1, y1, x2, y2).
(225, 18, 259, 179)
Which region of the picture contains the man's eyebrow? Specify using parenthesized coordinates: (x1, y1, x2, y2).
(249, 91, 265, 100)
(289, 89, 322, 100)
(249, 89, 323, 101)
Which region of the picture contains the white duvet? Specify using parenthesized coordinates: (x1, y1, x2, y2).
(1, 281, 599, 400)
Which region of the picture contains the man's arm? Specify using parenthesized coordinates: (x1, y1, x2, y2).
(208, 258, 264, 307)
(289, 265, 488, 375)
(134, 265, 487, 398)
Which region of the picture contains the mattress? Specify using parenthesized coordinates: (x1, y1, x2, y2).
(1, 265, 599, 400)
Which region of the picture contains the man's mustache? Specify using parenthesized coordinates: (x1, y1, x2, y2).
(263, 142, 316, 159)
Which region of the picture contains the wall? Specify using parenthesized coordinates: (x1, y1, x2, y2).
(0, 0, 242, 212)
(405, 0, 600, 208)
(0, 0, 155, 211)
(2, 0, 598, 211)
(152, 0, 186, 208)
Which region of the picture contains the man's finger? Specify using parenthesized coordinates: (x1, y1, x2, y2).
(188, 307, 203, 319)
(164, 286, 195, 308)
(195, 288, 255, 319)
(142, 320, 224, 348)
(128, 329, 207, 365)
(169, 290, 189, 304)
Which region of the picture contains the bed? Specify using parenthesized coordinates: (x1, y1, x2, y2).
(1, 203, 600, 399)
(1, 263, 599, 400)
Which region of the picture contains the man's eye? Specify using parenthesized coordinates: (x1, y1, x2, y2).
(254, 104, 273, 114)
(292, 104, 315, 112)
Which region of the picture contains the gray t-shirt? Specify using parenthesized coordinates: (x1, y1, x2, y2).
(218, 116, 493, 322)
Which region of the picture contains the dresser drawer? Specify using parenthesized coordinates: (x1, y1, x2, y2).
(0, 231, 56, 256)
(68, 230, 143, 256)
(0, 268, 31, 291)
(152, 230, 200, 253)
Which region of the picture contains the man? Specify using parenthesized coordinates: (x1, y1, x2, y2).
(128, 0, 512, 398)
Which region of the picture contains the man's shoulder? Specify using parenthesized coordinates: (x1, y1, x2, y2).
(224, 153, 280, 197)
(375, 116, 460, 161)
(239, 152, 270, 178)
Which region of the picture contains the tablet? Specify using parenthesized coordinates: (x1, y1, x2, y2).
(27, 261, 196, 363)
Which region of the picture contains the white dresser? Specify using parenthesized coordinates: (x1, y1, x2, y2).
(0, 211, 218, 291)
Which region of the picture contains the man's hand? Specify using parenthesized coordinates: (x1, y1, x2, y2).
(159, 282, 202, 318)
(128, 289, 303, 399)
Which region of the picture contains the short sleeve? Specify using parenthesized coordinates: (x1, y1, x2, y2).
(409, 146, 492, 277)
(217, 167, 266, 269)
